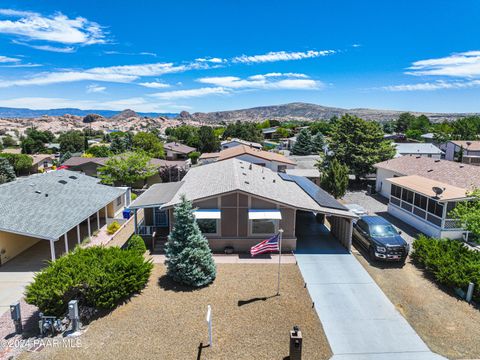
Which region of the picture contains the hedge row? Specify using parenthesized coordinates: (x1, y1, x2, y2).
(25, 245, 153, 317)
(412, 235, 480, 302)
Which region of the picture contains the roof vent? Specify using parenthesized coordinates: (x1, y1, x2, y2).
(460, 165, 464, 168)
(69, 175, 77, 180)
(35, 190, 41, 194)
(242, 172, 247, 176)
(58, 180, 68, 185)
(416, 155, 421, 158)
(249, 164, 252, 170)
(427, 169, 433, 172)
(273, 179, 276, 183)
(434, 159, 440, 163)
(245, 181, 249, 184)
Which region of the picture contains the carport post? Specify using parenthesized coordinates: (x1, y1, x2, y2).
(97, 211, 101, 230)
(87, 216, 91, 237)
(76, 225, 81, 244)
(134, 209, 138, 234)
(50, 239, 56, 261)
(64, 233, 69, 253)
(104, 205, 108, 224)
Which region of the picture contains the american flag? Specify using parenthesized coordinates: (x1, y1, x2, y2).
(250, 233, 280, 256)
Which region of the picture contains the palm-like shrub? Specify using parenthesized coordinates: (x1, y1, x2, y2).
(25, 246, 153, 318)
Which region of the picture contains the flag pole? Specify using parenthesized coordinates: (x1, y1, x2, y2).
(276, 229, 283, 296)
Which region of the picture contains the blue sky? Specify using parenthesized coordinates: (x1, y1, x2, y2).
(0, 0, 479, 113)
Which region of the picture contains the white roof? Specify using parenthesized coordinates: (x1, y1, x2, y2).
(394, 143, 443, 155)
(221, 138, 262, 148)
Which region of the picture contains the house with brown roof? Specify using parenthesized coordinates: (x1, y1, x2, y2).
(374, 156, 479, 239)
(164, 142, 196, 160)
(62, 156, 190, 188)
(445, 140, 480, 165)
(199, 145, 296, 172)
(30, 154, 55, 173)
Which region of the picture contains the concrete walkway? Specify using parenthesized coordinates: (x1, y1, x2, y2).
(295, 212, 445, 360)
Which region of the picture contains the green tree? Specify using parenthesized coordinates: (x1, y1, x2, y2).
(452, 116, 480, 140)
(450, 189, 480, 238)
(20, 128, 54, 154)
(60, 151, 72, 164)
(328, 114, 395, 179)
(274, 127, 290, 139)
(132, 132, 165, 158)
(223, 121, 263, 143)
(197, 126, 219, 153)
(85, 145, 113, 157)
(188, 151, 201, 165)
(318, 158, 349, 199)
(165, 195, 216, 287)
(309, 121, 332, 135)
(396, 112, 416, 133)
(2, 134, 17, 147)
(311, 132, 325, 153)
(0, 158, 16, 184)
(382, 120, 397, 134)
(0, 138, 3, 151)
(110, 132, 133, 154)
(0, 153, 33, 175)
(99, 151, 157, 187)
(410, 114, 431, 133)
(292, 128, 313, 155)
(59, 130, 85, 153)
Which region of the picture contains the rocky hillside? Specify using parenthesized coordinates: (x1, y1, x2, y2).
(178, 102, 476, 123)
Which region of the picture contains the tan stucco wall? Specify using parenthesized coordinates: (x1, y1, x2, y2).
(107, 195, 125, 217)
(107, 209, 144, 248)
(0, 230, 41, 265)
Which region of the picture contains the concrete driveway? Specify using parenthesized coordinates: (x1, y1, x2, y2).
(294, 212, 444, 359)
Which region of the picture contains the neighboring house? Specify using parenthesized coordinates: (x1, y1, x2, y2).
(30, 154, 55, 173)
(384, 133, 407, 142)
(164, 142, 196, 160)
(262, 127, 278, 139)
(129, 158, 356, 252)
(1, 148, 22, 154)
(394, 143, 443, 159)
(62, 156, 189, 188)
(421, 133, 435, 143)
(285, 154, 321, 185)
(0, 170, 128, 265)
(198, 145, 296, 172)
(374, 156, 480, 239)
(221, 138, 262, 150)
(445, 140, 480, 165)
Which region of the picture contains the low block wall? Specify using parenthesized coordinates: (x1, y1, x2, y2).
(107, 209, 144, 248)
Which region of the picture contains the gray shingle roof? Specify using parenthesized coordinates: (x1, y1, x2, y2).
(0, 170, 126, 241)
(157, 159, 354, 218)
(129, 182, 184, 209)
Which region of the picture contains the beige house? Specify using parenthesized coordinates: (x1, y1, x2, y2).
(0, 170, 128, 265)
(164, 142, 196, 160)
(30, 154, 55, 173)
(129, 159, 356, 253)
(199, 145, 296, 172)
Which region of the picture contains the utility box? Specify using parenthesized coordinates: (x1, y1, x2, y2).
(10, 302, 22, 334)
(289, 326, 302, 360)
(68, 300, 79, 319)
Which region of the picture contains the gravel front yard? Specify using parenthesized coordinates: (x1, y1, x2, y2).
(353, 245, 480, 360)
(21, 264, 331, 360)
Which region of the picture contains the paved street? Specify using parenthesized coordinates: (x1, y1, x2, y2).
(294, 212, 444, 360)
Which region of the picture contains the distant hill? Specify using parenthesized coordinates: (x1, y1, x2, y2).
(0, 107, 178, 119)
(179, 102, 477, 123)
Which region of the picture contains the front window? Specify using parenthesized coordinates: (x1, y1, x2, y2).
(251, 219, 277, 234)
(369, 224, 398, 237)
(197, 219, 218, 234)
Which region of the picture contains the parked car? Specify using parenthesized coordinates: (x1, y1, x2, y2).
(353, 216, 409, 262)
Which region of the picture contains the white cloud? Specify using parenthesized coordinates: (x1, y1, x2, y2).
(138, 81, 170, 88)
(406, 51, 480, 77)
(232, 50, 335, 63)
(12, 40, 75, 53)
(86, 84, 106, 93)
(0, 8, 106, 47)
(197, 73, 321, 90)
(195, 57, 226, 64)
(0, 62, 195, 88)
(383, 80, 480, 91)
(104, 50, 157, 57)
(150, 87, 228, 100)
(0, 55, 20, 63)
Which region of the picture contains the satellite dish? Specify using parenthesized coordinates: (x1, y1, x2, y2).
(432, 186, 444, 198)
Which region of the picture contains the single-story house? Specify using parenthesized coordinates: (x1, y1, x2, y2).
(393, 143, 443, 159)
(62, 156, 190, 187)
(445, 140, 480, 165)
(30, 154, 55, 173)
(0, 170, 128, 265)
(285, 155, 321, 185)
(199, 145, 296, 172)
(374, 156, 480, 239)
(262, 127, 278, 139)
(221, 138, 262, 150)
(129, 158, 356, 253)
(421, 133, 435, 143)
(164, 142, 196, 160)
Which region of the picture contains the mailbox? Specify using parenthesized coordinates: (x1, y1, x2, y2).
(68, 300, 79, 319)
(10, 302, 21, 321)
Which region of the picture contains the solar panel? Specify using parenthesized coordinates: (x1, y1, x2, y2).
(286, 174, 348, 211)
